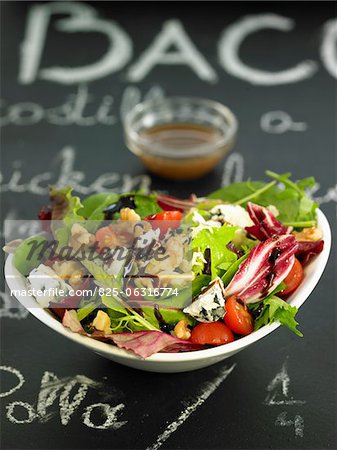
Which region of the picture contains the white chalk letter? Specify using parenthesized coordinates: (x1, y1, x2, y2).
(19, 2, 132, 84)
(128, 20, 217, 82)
(218, 14, 317, 85)
(321, 19, 337, 79)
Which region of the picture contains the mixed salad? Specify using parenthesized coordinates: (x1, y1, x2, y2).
(4, 171, 324, 358)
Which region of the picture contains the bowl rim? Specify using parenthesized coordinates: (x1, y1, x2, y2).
(4, 209, 331, 363)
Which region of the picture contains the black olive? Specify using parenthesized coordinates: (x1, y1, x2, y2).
(160, 323, 174, 333)
(103, 195, 136, 220)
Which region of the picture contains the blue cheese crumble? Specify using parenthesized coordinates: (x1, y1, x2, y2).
(183, 277, 226, 322)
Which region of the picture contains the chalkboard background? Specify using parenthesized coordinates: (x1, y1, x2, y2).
(1, 2, 336, 449)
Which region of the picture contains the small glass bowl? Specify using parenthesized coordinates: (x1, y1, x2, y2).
(124, 96, 238, 181)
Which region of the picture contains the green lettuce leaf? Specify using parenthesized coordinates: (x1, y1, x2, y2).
(192, 225, 238, 278)
(13, 235, 49, 276)
(221, 253, 249, 287)
(253, 296, 302, 336)
(192, 274, 211, 298)
(79, 192, 119, 220)
(133, 193, 162, 218)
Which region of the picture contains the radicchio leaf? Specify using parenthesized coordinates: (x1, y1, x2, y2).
(224, 234, 298, 304)
(296, 240, 324, 266)
(245, 202, 324, 264)
(245, 202, 290, 240)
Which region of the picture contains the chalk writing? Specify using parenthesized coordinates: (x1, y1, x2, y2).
(120, 85, 165, 123)
(264, 360, 306, 406)
(0, 366, 127, 429)
(320, 19, 337, 79)
(275, 411, 304, 438)
(218, 14, 317, 85)
(221, 152, 244, 186)
(127, 20, 217, 83)
(1, 84, 166, 128)
(264, 359, 305, 439)
(6, 401, 38, 424)
(0, 366, 26, 398)
(260, 111, 307, 134)
(147, 363, 236, 450)
(0, 146, 151, 196)
(13, 3, 336, 85)
(82, 403, 127, 430)
(19, 2, 132, 85)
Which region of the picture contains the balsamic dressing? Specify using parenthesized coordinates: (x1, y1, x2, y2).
(203, 248, 212, 275)
(260, 246, 282, 298)
(269, 246, 282, 263)
(154, 304, 174, 333)
(103, 195, 136, 220)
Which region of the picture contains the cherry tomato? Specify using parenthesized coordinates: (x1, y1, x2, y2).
(224, 295, 254, 335)
(145, 210, 182, 236)
(279, 258, 304, 298)
(190, 322, 234, 346)
(95, 226, 116, 252)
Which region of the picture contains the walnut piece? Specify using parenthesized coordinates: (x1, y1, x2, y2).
(53, 260, 86, 289)
(292, 227, 322, 242)
(69, 223, 95, 251)
(174, 320, 191, 340)
(120, 207, 141, 221)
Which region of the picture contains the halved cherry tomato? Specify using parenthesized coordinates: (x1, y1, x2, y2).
(224, 295, 254, 335)
(279, 258, 304, 298)
(95, 226, 116, 252)
(145, 210, 182, 236)
(190, 322, 234, 346)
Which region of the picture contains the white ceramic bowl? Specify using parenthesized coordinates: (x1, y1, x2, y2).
(4, 210, 331, 373)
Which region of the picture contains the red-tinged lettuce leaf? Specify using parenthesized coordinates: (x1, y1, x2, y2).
(106, 331, 203, 358)
(156, 194, 197, 212)
(62, 311, 203, 357)
(224, 235, 298, 304)
(49, 186, 83, 221)
(245, 202, 290, 240)
(296, 240, 324, 266)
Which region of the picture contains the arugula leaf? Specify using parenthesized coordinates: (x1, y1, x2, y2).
(265, 171, 318, 225)
(192, 225, 237, 278)
(208, 181, 274, 204)
(253, 296, 303, 336)
(208, 171, 318, 228)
